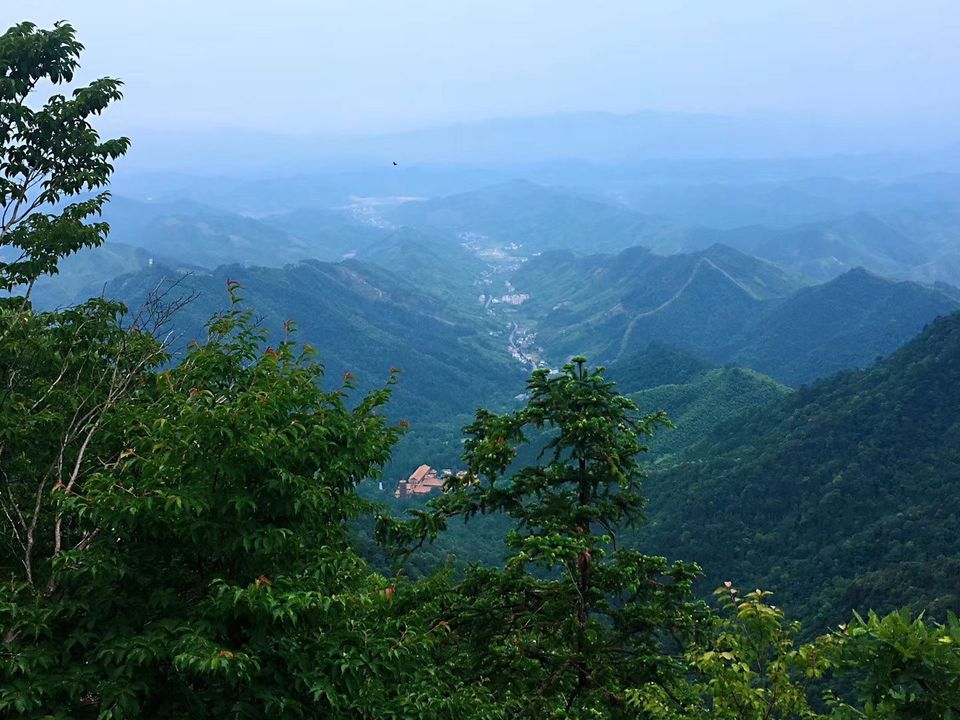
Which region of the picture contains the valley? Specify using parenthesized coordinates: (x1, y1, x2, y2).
(7, 11, 960, 718)
(32, 176, 960, 459)
(21, 161, 960, 628)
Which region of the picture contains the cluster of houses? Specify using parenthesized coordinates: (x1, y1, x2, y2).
(394, 464, 467, 499)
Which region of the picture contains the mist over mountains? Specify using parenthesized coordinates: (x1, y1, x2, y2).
(22, 106, 960, 628)
(114, 111, 960, 175)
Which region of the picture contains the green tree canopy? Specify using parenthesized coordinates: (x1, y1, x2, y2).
(0, 21, 129, 295)
(385, 357, 706, 718)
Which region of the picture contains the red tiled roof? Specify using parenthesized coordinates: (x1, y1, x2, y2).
(409, 464, 431, 482)
(396, 464, 462, 498)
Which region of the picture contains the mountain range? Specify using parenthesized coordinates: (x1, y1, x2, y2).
(22, 154, 960, 635)
(510, 244, 958, 385)
(100, 257, 523, 430)
(638, 310, 960, 630)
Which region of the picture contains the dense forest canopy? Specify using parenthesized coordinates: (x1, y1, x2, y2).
(1, 19, 959, 720)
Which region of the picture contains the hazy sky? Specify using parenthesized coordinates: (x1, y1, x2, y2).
(9, 1, 960, 136)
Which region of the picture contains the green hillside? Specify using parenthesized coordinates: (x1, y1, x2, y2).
(356, 226, 488, 305)
(377, 351, 789, 574)
(103, 259, 523, 433)
(28, 241, 171, 310)
(265, 206, 389, 260)
(101, 198, 387, 269)
(749, 213, 928, 281)
(639, 311, 960, 631)
(607, 343, 713, 392)
(632, 367, 790, 457)
(730, 267, 960, 385)
(646, 211, 936, 284)
(120, 211, 313, 268)
(510, 244, 957, 386)
(510, 243, 801, 361)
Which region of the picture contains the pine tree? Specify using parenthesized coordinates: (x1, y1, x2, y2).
(393, 357, 707, 718)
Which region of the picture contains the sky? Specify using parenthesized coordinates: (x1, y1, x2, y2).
(8, 1, 960, 137)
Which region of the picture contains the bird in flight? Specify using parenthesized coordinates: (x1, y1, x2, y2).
(393, 161, 398, 166)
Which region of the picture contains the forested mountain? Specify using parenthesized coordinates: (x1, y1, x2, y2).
(259, 206, 389, 260)
(355, 226, 488, 302)
(509, 243, 801, 360)
(377, 348, 791, 572)
(639, 311, 960, 630)
(28, 242, 171, 311)
(631, 174, 960, 286)
(65, 178, 960, 325)
(650, 213, 929, 283)
(110, 206, 316, 268)
(728, 267, 960, 385)
(510, 245, 958, 384)
(102, 258, 522, 427)
(96, 196, 390, 269)
(631, 367, 790, 457)
(607, 343, 714, 392)
(386, 178, 960, 286)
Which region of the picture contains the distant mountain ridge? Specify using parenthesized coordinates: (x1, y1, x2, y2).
(100, 257, 522, 428)
(117, 112, 960, 173)
(511, 245, 958, 385)
(728, 267, 960, 385)
(509, 242, 791, 361)
(395, 179, 960, 287)
(651, 212, 930, 283)
(82, 179, 960, 296)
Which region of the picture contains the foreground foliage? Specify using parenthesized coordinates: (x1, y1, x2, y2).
(1, 291, 503, 718)
(384, 357, 707, 717)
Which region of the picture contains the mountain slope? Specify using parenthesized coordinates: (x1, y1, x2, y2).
(103, 258, 522, 427)
(265, 206, 389, 260)
(729, 268, 960, 385)
(102, 196, 386, 269)
(512, 246, 800, 363)
(651, 212, 936, 284)
(28, 242, 170, 310)
(511, 243, 957, 386)
(510, 243, 802, 361)
(117, 211, 311, 268)
(639, 311, 960, 630)
(608, 343, 713, 393)
(356, 226, 488, 305)
(632, 367, 789, 457)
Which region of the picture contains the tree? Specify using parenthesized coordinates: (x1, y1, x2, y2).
(1, 291, 503, 718)
(629, 586, 960, 720)
(386, 357, 706, 718)
(817, 609, 960, 719)
(0, 21, 497, 717)
(628, 584, 821, 720)
(0, 295, 173, 590)
(0, 19, 144, 598)
(0, 21, 129, 296)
